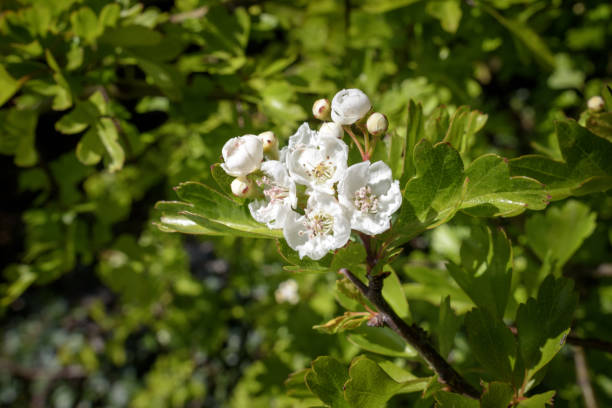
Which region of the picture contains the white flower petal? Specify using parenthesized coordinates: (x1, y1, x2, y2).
(285, 125, 348, 193)
(338, 160, 402, 236)
(248, 160, 296, 229)
(282, 192, 351, 260)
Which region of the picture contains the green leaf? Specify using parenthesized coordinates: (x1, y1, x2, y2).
(515, 276, 578, 380)
(361, 0, 422, 13)
(135, 57, 184, 100)
(464, 308, 516, 382)
(76, 127, 104, 165)
(480, 382, 514, 408)
(448, 225, 512, 320)
(97, 118, 124, 172)
(348, 326, 416, 358)
(382, 265, 410, 319)
(434, 391, 479, 408)
(45, 50, 72, 110)
(425, 106, 450, 144)
(461, 154, 548, 217)
(400, 100, 424, 183)
(100, 25, 163, 47)
(586, 112, 612, 141)
(516, 391, 555, 408)
(344, 356, 422, 407)
(313, 312, 369, 334)
(70, 7, 101, 44)
(0, 64, 22, 107)
(443, 106, 487, 157)
(304, 357, 350, 408)
(0, 108, 38, 167)
(97, 3, 121, 30)
(437, 296, 461, 358)
(509, 120, 612, 200)
(55, 101, 99, 134)
(482, 6, 555, 69)
(330, 242, 367, 272)
(170, 181, 282, 239)
(154, 201, 230, 235)
(525, 200, 596, 269)
(394, 139, 464, 241)
(426, 0, 462, 34)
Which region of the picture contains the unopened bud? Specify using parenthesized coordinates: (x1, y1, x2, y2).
(331, 89, 371, 125)
(231, 177, 255, 198)
(319, 122, 343, 139)
(312, 98, 331, 120)
(587, 96, 605, 112)
(258, 131, 279, 159)
(221, 135, 263, 177)
(366, 112, 388, 135)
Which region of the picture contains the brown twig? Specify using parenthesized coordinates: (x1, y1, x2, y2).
(574, 346, 599, 408)
(339, 268, 481, 399)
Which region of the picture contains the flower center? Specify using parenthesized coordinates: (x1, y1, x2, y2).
(354, 186, 378, 213)
(304, 160, 335, 184)
(301, 212, 334, 238)
(257, 176, 289, 203)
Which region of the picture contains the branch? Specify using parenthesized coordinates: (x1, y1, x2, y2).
(567, 335, 612, 354)
(339, 268, 481, 399)
(574, 346, 599, 408)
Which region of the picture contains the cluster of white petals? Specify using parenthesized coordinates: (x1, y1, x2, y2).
(219, 88, 401, 260)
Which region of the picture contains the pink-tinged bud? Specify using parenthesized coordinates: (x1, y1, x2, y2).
(319, 122, 344, 139)
(231, 177, 255, 198)
(258, 131, 279, 159)
(587, 96, 605, 112)
(312, 98, 331, 120)
(366, 112, 388, 135)
(221, 135, 263, 177)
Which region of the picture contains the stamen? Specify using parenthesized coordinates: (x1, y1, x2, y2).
(303, 212, 334, 238)
(354, 185, 379, 214)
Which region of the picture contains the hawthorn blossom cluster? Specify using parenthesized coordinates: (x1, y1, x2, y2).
(220, 89, 401, 260)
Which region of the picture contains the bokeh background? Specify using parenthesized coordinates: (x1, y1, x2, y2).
(1, 0, 611, 407)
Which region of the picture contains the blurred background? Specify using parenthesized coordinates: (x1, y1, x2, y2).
(0, 0, 611, 407)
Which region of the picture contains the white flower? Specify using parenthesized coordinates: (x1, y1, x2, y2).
(319, 122, 344, 139)
(338, 161, 402, 235)
(286, 123, 348, 194)
(283, 192, 351, 260)
(221, 135, 263, 177)
(331, 88, 372, 125)
(248, 160, 297, 229)
(275, 279, 299, 304)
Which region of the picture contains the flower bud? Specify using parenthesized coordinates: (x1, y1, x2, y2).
(221, 135, 263, 177)
(258, 131, 279, 159)
(312, 98, 331, 120)
(366, 112, 388, 135)
(231, 177, 255, 198)
(319, 122, 344, 139)
(587, 96, 605, 112)
(331, 88, 371, 125)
